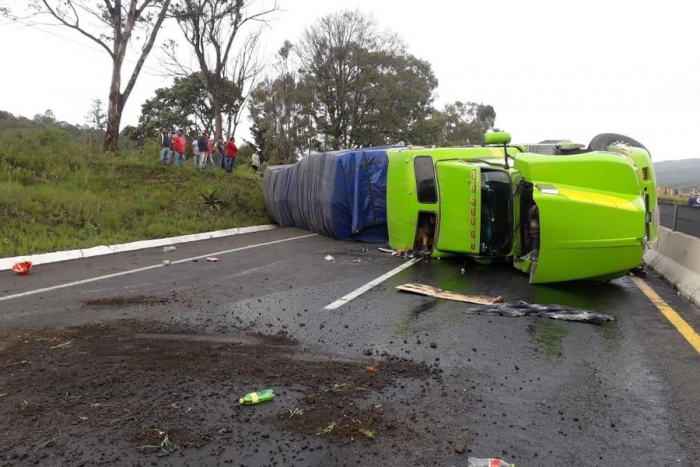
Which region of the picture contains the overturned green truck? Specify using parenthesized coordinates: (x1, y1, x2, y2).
(263, 132, 658, 284)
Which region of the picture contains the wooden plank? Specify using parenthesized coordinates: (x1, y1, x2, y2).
(396, 283, 503, 305)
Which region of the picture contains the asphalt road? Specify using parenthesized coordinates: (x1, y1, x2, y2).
(2, 227, 700, 466)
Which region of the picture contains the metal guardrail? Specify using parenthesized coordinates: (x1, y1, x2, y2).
(659, 203, 700, 238)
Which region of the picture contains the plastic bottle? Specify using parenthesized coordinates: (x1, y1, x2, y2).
(467, 459, 514, 467)
(239, 389, 275, 405)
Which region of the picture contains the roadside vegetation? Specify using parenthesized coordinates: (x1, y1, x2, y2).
(658, 194, 692, 205)
(0, 128, 269, 257)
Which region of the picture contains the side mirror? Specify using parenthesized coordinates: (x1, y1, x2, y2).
(484, 132, 512, 145)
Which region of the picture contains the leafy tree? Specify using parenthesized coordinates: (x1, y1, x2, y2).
(297, 10, 438, 150)
(436, 102, 497, 146)
(127, 73, 240, 144)
(33, 109, 56, 125)
(85, 98, 107, 131)
(9, 0, 172, 152)
(248, 41, 315, 164)
(169, 0, 277, 140)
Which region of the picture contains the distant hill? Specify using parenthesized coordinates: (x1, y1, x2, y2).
(0, 109, 88, 138)
(653, 158, 700, 191)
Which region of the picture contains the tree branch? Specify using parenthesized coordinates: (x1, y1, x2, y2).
(39, 0, 115, 58)
(122, 0, 171, 103)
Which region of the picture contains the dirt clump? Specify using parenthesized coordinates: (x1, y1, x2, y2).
(82, 295, 171, 307)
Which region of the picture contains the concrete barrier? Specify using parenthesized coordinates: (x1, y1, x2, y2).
(0, 224, 277, 271)
(644, 226, 700, 308)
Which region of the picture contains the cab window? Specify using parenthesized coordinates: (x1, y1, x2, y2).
(414, 156, 437, 203)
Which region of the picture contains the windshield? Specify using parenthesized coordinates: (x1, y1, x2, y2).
(480, 170, 513, 256)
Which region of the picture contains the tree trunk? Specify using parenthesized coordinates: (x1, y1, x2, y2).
(212, 92, 223, 140)
(103, 57, 123, 152)
(104, 109, 122, 152)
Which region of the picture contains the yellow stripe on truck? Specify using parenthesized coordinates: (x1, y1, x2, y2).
(558, 188, 638, 212)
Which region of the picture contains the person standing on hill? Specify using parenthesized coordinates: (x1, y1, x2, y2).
(202, 132, 215, 169)
(197, 132, 209, 170)
(251, 150, 261, 172)
(225, 136, 238, 173)
(192, 137, 200, 168)
(216, 136, 226, 170)
(159, 127, 172, 165)
(171, 129, 186, 168)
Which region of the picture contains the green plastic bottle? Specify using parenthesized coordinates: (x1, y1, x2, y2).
(239, 389, 275, 405)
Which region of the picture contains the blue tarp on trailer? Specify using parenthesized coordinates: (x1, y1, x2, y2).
(263, 148, 391, 242)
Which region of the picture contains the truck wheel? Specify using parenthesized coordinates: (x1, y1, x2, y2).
(588, 133, 649, 155)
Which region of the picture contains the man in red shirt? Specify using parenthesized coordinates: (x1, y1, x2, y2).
(225, 136, 238, 173)
(170, 129, 187, 168)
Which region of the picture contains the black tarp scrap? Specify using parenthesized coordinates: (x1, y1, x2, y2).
(465, 301, 615, 324)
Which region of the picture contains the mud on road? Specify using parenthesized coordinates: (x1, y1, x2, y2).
(0, 317, 453, 467)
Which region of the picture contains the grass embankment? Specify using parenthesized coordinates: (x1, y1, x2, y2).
(0, 129, 270, 257)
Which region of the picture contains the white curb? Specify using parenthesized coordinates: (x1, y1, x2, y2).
(0, 224, 278, 271)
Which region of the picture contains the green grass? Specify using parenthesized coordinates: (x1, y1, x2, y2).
(0, 128, 270, 257)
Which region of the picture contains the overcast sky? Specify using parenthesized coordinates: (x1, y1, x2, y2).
(0, 0, 698, 161)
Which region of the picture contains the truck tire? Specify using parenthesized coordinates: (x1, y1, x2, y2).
(588, 133, 649, 155)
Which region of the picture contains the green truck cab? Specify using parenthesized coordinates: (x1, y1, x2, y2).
(386, 132, 657, 283)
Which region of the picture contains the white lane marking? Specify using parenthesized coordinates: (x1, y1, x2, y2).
(324, 258, 420, 310)
(0, 234, 317, 302)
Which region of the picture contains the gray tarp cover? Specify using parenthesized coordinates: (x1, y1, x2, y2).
(465, 301, 615, 324)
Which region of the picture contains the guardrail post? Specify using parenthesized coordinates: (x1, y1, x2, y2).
(673, 203, 678, 231)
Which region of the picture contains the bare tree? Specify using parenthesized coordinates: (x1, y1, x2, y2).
(224, 29, 264, 137)
(168, 0, 277, 140)
(17, 0, 171, 152)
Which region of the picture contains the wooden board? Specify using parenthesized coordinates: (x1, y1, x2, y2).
(396, 283, 503, 305)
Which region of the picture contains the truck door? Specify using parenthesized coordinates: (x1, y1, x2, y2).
(435, 160, 481, 254)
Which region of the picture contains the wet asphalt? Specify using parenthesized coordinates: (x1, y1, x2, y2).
(1, 227, 700, 466)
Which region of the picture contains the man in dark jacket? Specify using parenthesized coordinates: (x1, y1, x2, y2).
(197, 132, 209, 170)
(159, 127, 172, 165)
(216, 137, 226, 169)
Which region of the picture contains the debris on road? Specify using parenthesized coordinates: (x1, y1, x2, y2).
(396, 283, 503, 305)
(239, 389, 275, 405)
(454, 442, 468, 454)
(467, 458, 514, 466)
(324, 254, 335, 261)
(430, 342, 437, 349)
(12, 261, 33, 275)
(358, 427, 376, 439)
(367, 362, 380, 373)
(206, 257, 218, 262)
(162, 260, 171, 266)
(50, 340, 72, 349)
(466, 301, 616, 324)
(378, 247, 415, 258)
(163, 246, 177, 252)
